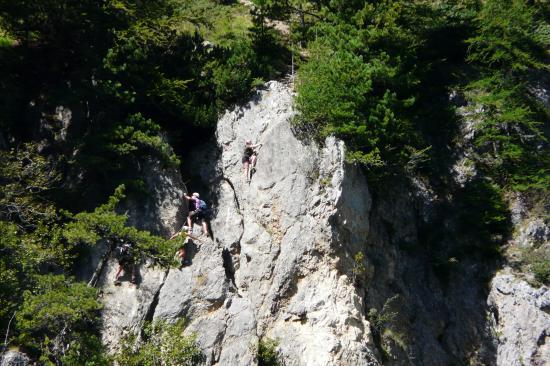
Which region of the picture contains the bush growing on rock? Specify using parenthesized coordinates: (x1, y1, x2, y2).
(16, 274, 108, 365)
(258, 337, 281, 366)
(116, 319, 202, 366)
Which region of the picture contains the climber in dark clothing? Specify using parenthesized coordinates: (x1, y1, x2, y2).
(169, 227, 200, 268)
(184, 192, 210, 237)
(114, 242, 136, 285)
(242, 139, 262, 183)
(176, 236, 193, 268)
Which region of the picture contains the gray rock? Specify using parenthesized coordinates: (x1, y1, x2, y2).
(515, 218, 550, 248)
(122, 155, 187, 238)
(92, 149, 186, 352)
(97, 257, 168, 353)
(150, 81, 379, 365)
(0, 351, 30, 366)
(488, 272, 550, 366)
(92, 80, 548, 366)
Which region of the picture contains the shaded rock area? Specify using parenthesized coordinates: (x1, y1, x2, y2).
(362, 182, 499, 365)
(78, 154, 187, 353)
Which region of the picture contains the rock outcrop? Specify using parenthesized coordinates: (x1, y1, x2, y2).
(488, 271, 549, 366)
(79, 154, 186, 352)
(91, 81, 379, 365)
(91, 81, 549, 366)
(0, 350, 31, 366)
(157, 81, 379, 365)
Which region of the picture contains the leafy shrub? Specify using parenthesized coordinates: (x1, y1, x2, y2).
(521, 245, 550, 286)
(116, 319, 202, 366)
(293, 4, 423, 172)
(17, 274, 108, 365)
(465, 0, 549, 191)
(0, 221, 29, 330)
(258, 337, 280, 366)
(62, 185, 180, 266)
(210, 40, 256, 104)
(107, 113, 180, 167)
(0, 143, 60, 227)
(368, 295, 399, 334)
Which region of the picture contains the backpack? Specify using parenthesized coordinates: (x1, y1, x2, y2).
(198, 200, 207, 210)
(116, 243, 132, 260)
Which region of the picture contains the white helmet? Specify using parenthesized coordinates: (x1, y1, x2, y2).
(192, 192, 200, 198)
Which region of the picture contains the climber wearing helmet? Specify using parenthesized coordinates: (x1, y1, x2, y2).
(183, 192, 210, 237)
(242, 139, 262, 183)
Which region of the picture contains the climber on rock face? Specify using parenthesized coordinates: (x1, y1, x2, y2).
(169, 225, 199, 242)
(242, 139, 262, 183)
(184, 192, 210, 237)
(114, 242, 136, 286)
(175, 235, 194, 268)
(169, 227, 200, 267)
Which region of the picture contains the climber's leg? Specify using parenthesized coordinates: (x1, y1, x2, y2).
(201, 219, 210, 237)
(250, 154, 257, 168)
(187, 212, 194, 232)
(114, 265, 124, 285)
(177, 247, 185, 268)
(243, 160, 250, 181)
(130, 263, 136, 284)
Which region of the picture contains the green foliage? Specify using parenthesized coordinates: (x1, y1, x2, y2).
(258, 337, 281, 366)
(293, 1, 427, 172)
(0, 221, 29, 330)
(17, 274, 108, 365)
(116, 319, 202, 366)
(0, 144, 60, 227)
(521, 245, 550, 286)
(351, 251, 366, 285)
(465, 0, 549, 191)
(173, 0, 253, 47)
(106, 113, 180, 166)
(63, 185, 180, 266)
(0, 148, 180, 362)
(209, 40, 256, 104)
(18, 275, 101, 341)
(455, 180, 511, 256)
(467, 0, 546, 72)
(368, 295, 399, 334)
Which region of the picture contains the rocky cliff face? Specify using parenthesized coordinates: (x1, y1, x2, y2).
(89, 81, 548, 366)
(177, 81, 379, 365)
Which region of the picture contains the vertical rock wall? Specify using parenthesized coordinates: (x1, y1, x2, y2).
(154, 81, 379, 366)
(91, 81, 548, 366)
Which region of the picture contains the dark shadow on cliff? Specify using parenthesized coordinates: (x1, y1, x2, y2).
(360, 174, 509, 365)
(336, 18, 510, 361)
(181, 239, 200, 267)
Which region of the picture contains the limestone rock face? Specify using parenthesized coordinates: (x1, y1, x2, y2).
(153, 81, 379, 365)
(93, 81, 379, 365)
(92, 81, 548, 366)
(84, 155, 186, 353)
(122, 155, 187, 238)
(488, 272, 550, 366)
(0, 351, 31, 366)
